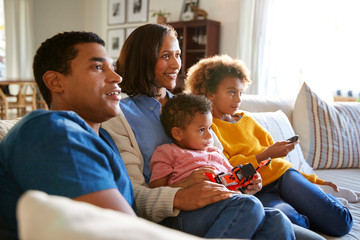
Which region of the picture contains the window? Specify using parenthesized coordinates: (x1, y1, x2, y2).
(263, 0, 360, 98)
(0, 0, 5, 79)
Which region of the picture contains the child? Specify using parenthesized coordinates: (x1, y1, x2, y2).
(149, 94, 262, 194)
(185, 54, 353, 237)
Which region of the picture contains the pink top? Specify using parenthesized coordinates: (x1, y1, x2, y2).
(150, 143, 233, 185)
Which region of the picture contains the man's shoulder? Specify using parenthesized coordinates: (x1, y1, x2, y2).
(2, 110, 90, 143)
(21, 110, 86, 129)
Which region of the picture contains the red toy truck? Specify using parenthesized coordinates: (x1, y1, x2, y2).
(205, 159, 271, 192)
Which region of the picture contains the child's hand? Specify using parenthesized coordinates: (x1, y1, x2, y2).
(243, 173, 262, 195)
(257, 141, 297, 161)
(323, 181, 339, 192)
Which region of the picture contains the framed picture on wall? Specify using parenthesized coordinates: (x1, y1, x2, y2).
(180, 0, 199, 21)
(108, 0, 125, 25)
(107, 28, 125, 59)
(127, 0, 148, 23)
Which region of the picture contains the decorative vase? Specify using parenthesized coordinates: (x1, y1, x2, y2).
(157, 16, 167, 24)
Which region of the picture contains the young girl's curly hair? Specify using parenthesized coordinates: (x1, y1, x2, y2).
(185, 54, 252, 95)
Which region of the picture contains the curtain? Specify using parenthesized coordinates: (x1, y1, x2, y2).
(237, 0, 360, 98)
(236, 0, 255, 93)
(4, 0, 34, 80)
(236, 0, 273, 95)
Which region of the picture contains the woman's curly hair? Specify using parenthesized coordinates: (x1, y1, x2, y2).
(185, 55, 252, 95)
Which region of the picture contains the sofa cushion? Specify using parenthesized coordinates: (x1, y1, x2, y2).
(240, 94, 295, 123)
(17, 191, 206, 240)
(293, 82, 360, 169)
(0, 119, 20, 141)
(247, 110, 314, 175)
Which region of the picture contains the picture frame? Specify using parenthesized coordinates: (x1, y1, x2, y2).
(107, 28, 125, 59)
(108, 0, 126, 25)
(180, 0, 199, 21)
(127, 0, 148, 23)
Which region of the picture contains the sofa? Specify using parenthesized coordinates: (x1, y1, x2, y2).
(238, 82, 360, 239)
(0, 82, 359, 239)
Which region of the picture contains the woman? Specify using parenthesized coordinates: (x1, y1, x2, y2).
(103, 23, 302, 239)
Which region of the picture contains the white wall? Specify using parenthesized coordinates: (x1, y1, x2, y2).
(83, 0, 108, 38)
(33, 0, 85, 48)
(197, 0, 240, 58)
(32, 0, 241, 58)
(148, 0, 241, 58)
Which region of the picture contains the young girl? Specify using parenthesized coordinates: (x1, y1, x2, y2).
(149, 93, 262, 195)
(185, 54, 353, 237)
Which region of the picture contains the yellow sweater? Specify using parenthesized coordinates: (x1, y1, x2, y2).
(212, 112, 324, 186)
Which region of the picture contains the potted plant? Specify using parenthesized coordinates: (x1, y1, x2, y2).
(151, 9, 171, 24)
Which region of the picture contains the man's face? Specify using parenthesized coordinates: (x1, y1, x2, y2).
(58, 43, 122, 124)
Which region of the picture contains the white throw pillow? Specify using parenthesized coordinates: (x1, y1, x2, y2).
(0, 118, 20, 141)
(247, 110, 314, 175)
(17, 191, 209, 240)
(293, 82, 360, 169)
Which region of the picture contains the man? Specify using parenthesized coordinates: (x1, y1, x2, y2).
(0, 31, 136, 237)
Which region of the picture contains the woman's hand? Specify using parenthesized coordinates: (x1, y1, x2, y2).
(243, 172, 262, 195)
(171, 166, 216, 189)
(323, 181, 339, 192)
(256, 141, 297, 162)
(173, 181, 238, 211)
(172, 166, 240, 211)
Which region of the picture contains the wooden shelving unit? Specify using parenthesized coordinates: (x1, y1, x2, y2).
(168, 19, 220, 93)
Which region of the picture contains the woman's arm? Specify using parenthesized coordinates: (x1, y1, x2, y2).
(149, 176, 169, 188)
(102, 111, 181, 222)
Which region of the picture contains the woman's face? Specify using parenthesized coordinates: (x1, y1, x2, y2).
(154, 34, 181, 90)
(207, 76, 244, 119)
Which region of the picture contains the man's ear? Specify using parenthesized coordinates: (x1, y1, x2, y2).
(43, 71, 63, 93)
(171, 127, 183, 142)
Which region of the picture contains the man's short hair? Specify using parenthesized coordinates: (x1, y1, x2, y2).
(33, 31, 105, 107)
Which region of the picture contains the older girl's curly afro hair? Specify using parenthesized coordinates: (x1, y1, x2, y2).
(185, 54, 252, 95)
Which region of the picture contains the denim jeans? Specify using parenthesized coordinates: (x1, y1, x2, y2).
(255, 168, 353, 236)
(165, 194, 295, 239)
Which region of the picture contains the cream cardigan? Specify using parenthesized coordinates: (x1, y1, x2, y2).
(102, 109, 180, 223)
